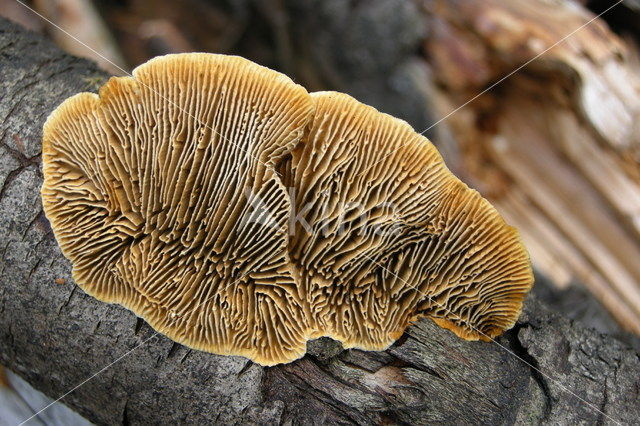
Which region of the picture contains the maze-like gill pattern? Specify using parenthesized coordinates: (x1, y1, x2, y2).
(287, 92, 533, 350)
(42, 54, 533, 366)
(42, 54, 314, 365)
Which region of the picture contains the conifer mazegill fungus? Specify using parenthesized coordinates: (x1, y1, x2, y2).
(41, 53, 533, 366)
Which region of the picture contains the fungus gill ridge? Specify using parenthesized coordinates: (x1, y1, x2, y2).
(41, 53, 533, 366)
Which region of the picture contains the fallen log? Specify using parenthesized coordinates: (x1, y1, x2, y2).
(0, 16, 638, 425)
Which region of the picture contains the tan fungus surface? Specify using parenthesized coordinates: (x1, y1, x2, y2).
(287, 92, 532, 349)
(41, 53, 533, 365)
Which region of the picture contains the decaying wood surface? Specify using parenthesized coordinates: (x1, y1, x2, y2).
(31, 0, 126, 75)
(1, 16, 639, 425)
(420, 0, 640, 334)
(0, 368, 91, 425)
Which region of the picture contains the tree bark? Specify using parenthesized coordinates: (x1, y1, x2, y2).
(0, 16, 639, 425)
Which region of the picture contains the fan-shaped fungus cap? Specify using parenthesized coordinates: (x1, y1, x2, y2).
(42, 53, 314, 365)
(42, 54, 533, 366)
(286, 92, 533, 350)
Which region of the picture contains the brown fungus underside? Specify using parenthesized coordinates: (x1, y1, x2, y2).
(42, 53, 533, 366)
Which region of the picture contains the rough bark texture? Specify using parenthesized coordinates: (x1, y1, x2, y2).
(0, 16, 639, 425)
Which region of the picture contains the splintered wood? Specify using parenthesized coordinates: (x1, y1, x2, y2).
(423, 0, 640, 333)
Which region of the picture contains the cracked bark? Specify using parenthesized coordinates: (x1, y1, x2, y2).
(0, 16, 639, 426)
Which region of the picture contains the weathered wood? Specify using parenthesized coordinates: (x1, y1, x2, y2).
(421, 0, 640, 334)
(0, 16, 639, 425)
(0, 368, 91, 425)
(33, 0, 126, 75)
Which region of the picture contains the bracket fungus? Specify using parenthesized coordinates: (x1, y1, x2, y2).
(286, 92, 532, 349)
(42, 53, 533, 366)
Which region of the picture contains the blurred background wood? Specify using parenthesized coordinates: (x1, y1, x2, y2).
(420, 0, 640, 335)
(0, 369, 90, 426)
